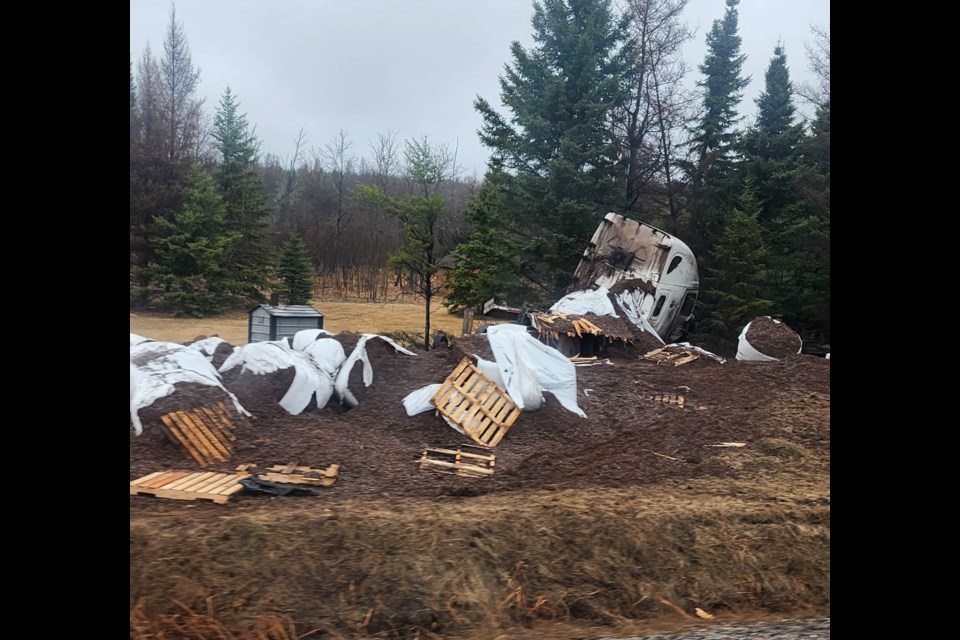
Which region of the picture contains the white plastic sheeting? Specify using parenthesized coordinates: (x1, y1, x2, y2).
(550, 287, 618, 317)
(291, 328, 337, 352)
(612, 290, 664, 344)
(485, 324, 587, 417)
(735, 318, 801, 362)
(129, 338, 250, 435)
(189, 336, 230, 360)
(334, 334, 417, 408)
(218, 340, 334, 415)
(402, 383, 442, 416)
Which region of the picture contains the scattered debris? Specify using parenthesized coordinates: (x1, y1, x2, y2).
(239, 476, 319, 496)
(235, 462, 340, 487)
(130, 470, 250, 504)
(704, 442, 747, 448)
(419, 444, 496, 478)
(639, 393, 686, 408)
(695, 607, 715, 620)
(642, 346, 699, 366)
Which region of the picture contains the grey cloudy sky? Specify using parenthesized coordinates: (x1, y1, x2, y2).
(129, 0, 829, 178)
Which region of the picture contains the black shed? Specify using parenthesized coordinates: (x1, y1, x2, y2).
(248, 304, 325, 343)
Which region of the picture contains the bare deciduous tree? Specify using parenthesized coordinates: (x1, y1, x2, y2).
(796, 23, 829, 114)
(616, 0, 696, 228)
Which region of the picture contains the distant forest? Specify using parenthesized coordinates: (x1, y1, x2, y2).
(130, 0, 829, 354)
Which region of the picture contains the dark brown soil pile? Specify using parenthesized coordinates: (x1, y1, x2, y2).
(129, 332, 829, 499)
(745, 316, 802, 358)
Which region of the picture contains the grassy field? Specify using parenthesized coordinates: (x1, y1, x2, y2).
(130, 299, 471, 345)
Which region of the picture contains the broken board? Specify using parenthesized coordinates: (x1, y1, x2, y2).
(159, 402, 243, 466)
(130, 470, 250, 504)
(235, 463, 340, 487)
(641, 347, 699, 366)
(420, 444, 496, 478)
(431, 358, 521, 447)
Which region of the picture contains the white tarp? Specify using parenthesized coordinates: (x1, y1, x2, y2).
(736, 317, 801, 361)
(334, 334, 417, 407)
(129, 338, 250, 435)
(485, 324, 587, 417)
(188, 336, 230, 360)
(550, 287, 617, 317)
(402, 383, 442, 416)
(218, 340, 334, 414)
(291, 328, 337, 352)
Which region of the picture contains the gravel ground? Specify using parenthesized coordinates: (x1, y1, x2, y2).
(608, 617, 830, 639)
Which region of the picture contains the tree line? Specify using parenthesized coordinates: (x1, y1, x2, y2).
(130, 0, 829, 355)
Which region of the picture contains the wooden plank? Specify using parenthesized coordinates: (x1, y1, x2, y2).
(141, 470, 192, 490)
(425, 447, 496, 462)
(129, 471, 170, 487)
(420, 458, 494, 476)
(160, 414, 208, 465)
(164, 471, 218, 491)
(166, 411, 222, 465)
(256, 472, 337, 487)
(200, 406, 237, 442)
(178, 411, 231, 461)
(191, 473, 242, 494)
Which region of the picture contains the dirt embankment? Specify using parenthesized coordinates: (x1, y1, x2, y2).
(130, 327, 829, 640)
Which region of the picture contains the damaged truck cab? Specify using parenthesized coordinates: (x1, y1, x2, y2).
(570, 212, 699, 344)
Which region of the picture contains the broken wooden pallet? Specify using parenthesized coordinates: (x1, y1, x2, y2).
(159, 402, 241, 466)
(641, 347, 699, 366)
(641, 393, 686, 407)
(431, 358, 521, 447)
(235, 463, 340, 487)
(420, 444, 496, 478)
(130, 470, 250, 504)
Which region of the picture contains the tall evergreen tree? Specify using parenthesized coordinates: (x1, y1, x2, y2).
(696, 176, 773, 355)
(160, 3, 203, 162)
(276, 232, 314, 305)
(142, 162, 241, 317)
(454, 0, 635, 307)
(741, 44, 827, 344)
(680, 0, 749, 256)
(212, 87, 273, 305)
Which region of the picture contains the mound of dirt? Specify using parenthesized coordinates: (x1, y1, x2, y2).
(745, 316, 802, 358)
(130, 332, 828, 499)
(130, 330, 830, 639)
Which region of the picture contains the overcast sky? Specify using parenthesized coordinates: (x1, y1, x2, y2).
(130, 0, 829, 178)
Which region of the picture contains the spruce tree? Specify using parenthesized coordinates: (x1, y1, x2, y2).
(212, 87, 274, 305)
(276, 232, 314, 305)
(681, 0, 749, 256)
(696, 176, 773, 355)
(144, 162, 241, 317)
(455, 0, 635, 306)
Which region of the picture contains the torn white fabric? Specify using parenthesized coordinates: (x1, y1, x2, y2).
(486, 324, 586, 417)
(613, 290, 664, 344)
(735, 320, 780, 361)
(291, 328, 337, 352)
(130, 338, 250, 435)
(188, 336, 230, 360)
(550, 287, 617, 317)
(334, 334, 418, 407)
(402, 383, 442, 416)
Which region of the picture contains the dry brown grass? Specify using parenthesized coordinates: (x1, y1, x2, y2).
(130, 300, 468, 346)
(130, 480, 829, 639)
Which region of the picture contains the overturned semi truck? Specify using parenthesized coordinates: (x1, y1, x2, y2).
(483, 212, 699, 357)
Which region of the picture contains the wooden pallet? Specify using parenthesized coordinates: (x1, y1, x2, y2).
(235, 463, 340, 487)
(431, 358, 521, 447)
(130, 470, 250, 504)
(159, 402, 240, 466)
(420, 444, 496, 478)
(641, 347, 699, 367)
